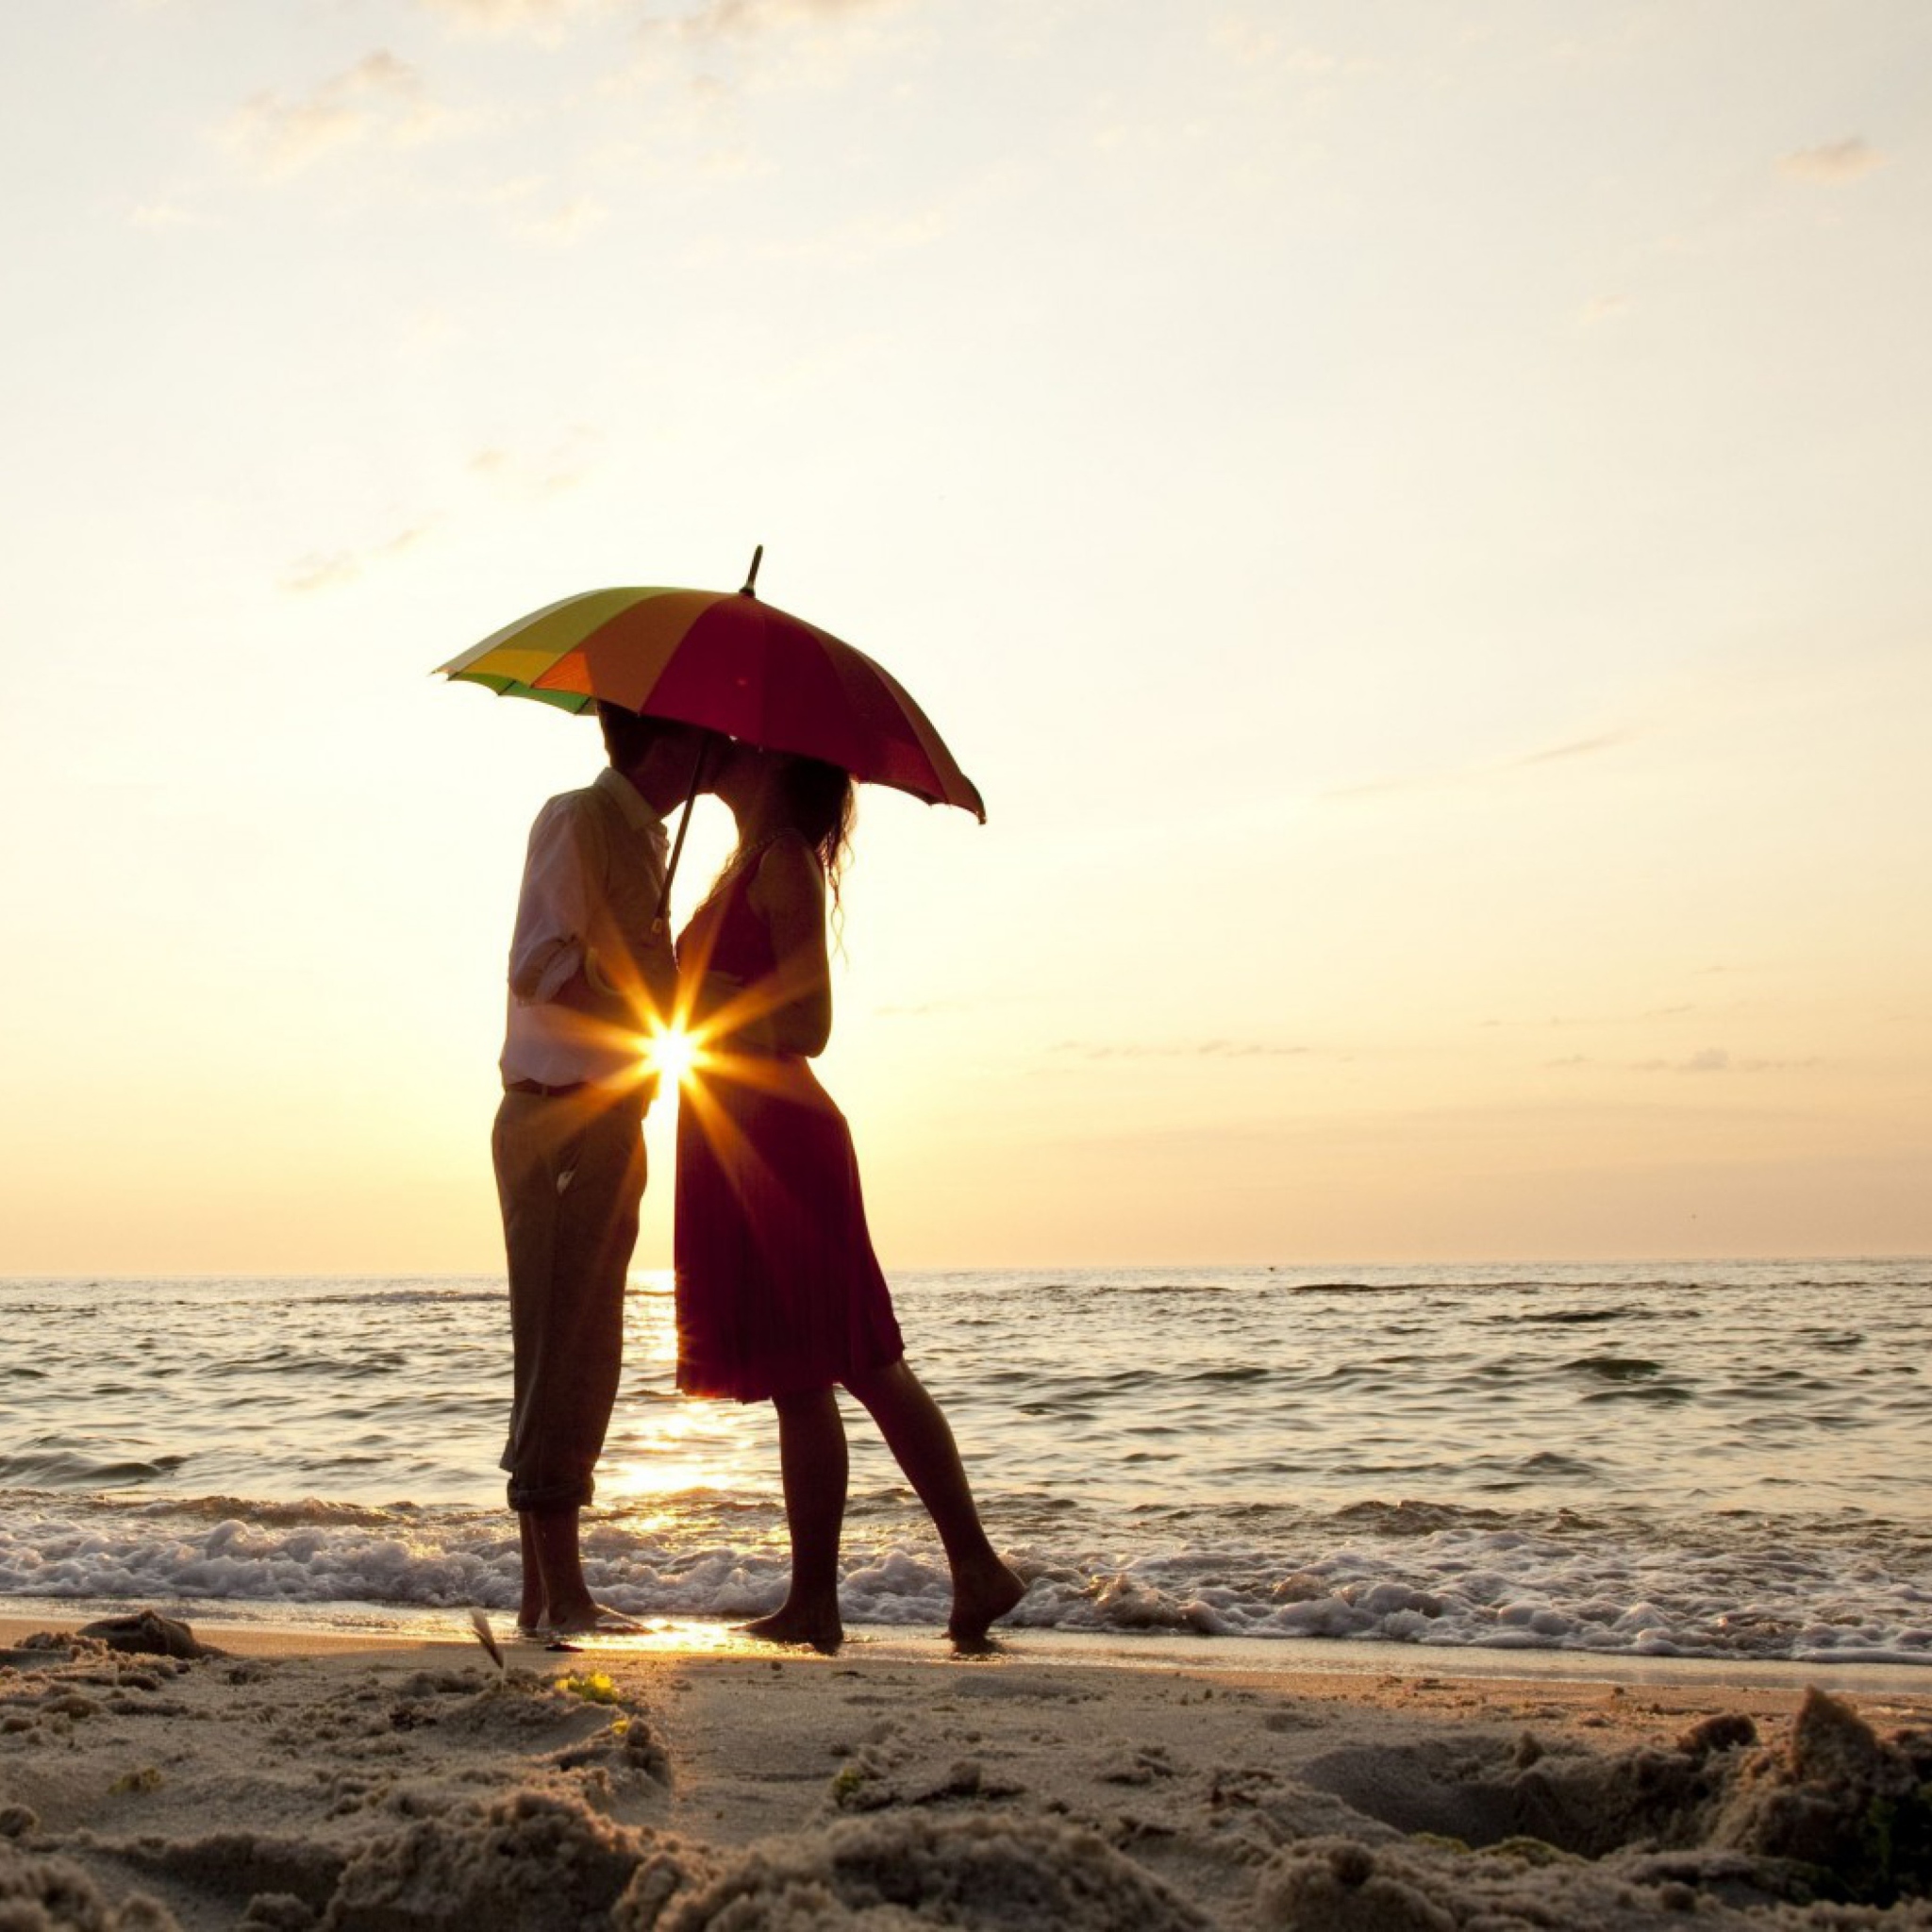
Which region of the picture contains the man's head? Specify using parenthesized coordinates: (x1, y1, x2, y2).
(596, 703, 714, 813)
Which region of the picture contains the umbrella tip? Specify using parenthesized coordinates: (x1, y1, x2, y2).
(740, 543, 764, 598)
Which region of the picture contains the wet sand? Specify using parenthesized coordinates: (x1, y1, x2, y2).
(2, 1610, 1929, 1928)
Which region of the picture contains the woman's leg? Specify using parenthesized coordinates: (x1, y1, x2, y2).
(742, 1386, 849, 1652)
(846, 1358, 1025, 1648)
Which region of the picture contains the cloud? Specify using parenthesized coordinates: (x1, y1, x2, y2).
(282, 431, 593, 596)
(1579, 294, 1629, 327)
(281, 523, 437, 594)
(127, 200, 210, 231)
(486, 179, 611, 242)
(227, 52, 443, 178)
(1529, 999, 1723, 1032)
(418, 0, 607, 29)
(1656, 1047, 1730, 1074)
(760, 205, 949, 264)
(529, 196, 609, 241)
(1627, 1047, 1819, 1075)
(1499, 732, 1628, 774)
(1779, 138, 1887, 185)
(1331, 730, 1632, 799)
(660, 0, 904, 36)
(468, 427, 601, 498)
(1209, 22, 1345, 75)
(1052, 1040, 1312, 1061)
(618, 0, 910, 96)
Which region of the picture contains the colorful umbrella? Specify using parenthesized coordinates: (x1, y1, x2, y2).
(436, 549, 985, 822)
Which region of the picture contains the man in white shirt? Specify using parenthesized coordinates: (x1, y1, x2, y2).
(494, 701, 708, 1638)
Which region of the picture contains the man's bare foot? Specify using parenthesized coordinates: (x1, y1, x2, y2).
(740, 1605, 843, 1655)
(545, 1602, 644, 1638)
(947, 1559, 1027, 1652)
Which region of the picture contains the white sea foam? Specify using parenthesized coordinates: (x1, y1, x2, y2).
(2, 1487, 1928, 1663)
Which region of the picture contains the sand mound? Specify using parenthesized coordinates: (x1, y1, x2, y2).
(1257, 1835, 1726, 1931)
(1256, 1833, 1932, 1931)
(1271, 1690, 1932, 1927)
(78, 1792, 711, 1932)
(322, 1790, 708, 1932)
(650, 1810, 1213, 1931)
(104, 1828, 348, 1917)
(1507, 1688, 1932, 1906)
(0, 1840, 182, 1930)
(1712, 1689, 1932, 1901)
(75, 1615, 224, 1662)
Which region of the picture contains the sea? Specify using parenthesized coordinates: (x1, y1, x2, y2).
(2, 1261, 1929, 1667)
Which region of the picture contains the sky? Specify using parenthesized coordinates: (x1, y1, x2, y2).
(2, 0, 1928, 1274)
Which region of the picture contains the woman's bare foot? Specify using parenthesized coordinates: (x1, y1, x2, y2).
(947, 1559, 1026, 1652)
(740, 1603, 843, 1655)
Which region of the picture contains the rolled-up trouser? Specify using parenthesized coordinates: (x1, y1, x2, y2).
(493, 1085, 647, 1512)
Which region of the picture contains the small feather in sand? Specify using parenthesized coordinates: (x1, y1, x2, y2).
(468, 1607, 507, 1673)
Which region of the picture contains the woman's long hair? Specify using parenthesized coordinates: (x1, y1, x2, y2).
(770, 755, 858, 915)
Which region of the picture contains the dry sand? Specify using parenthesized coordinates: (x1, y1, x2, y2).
(2, 1610, 1929, 1929)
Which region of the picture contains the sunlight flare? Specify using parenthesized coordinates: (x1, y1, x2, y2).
(641, 1020, 708, 1088)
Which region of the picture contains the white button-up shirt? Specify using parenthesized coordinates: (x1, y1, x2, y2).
(499, 766, 676, 1090)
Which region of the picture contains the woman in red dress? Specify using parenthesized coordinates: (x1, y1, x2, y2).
(674, 742, 1024, 1652)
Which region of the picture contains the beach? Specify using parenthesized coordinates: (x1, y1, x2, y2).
(4, 1610, 1930, 1929)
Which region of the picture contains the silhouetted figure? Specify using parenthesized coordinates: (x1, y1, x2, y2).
(673, 742, 1024, 1652)
(495, 703, 705, 1640)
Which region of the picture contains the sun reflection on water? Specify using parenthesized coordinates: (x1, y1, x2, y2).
(601, 1269, 772, 1514)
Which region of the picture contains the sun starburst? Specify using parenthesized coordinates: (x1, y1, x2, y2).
(641, 1020, 708, 1088)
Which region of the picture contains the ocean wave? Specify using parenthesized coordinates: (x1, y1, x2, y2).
(0, 1450, 188, 1487)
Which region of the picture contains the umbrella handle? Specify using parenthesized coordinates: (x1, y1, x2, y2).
(652, 735, 711, 936)
(740, 543, 763, 598)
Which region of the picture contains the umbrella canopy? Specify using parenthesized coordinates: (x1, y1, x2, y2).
(436, 556, 984, 821)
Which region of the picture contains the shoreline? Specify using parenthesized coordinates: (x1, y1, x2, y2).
(8, 1598, 1932, 1695)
